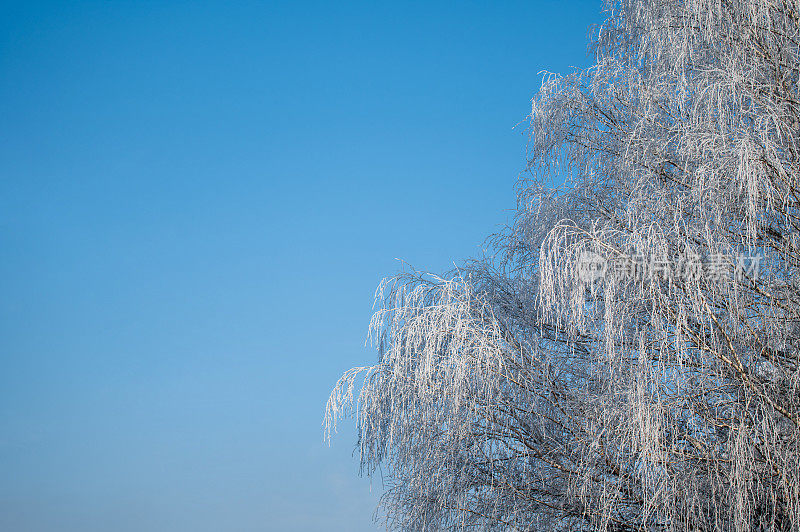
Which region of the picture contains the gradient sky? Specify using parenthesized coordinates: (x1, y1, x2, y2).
(0, 2, 604, 530)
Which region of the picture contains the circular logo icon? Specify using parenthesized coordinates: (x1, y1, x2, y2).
(577, 251, 607, 282)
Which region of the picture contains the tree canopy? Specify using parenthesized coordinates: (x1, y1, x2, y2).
(327, 1, 800, 529)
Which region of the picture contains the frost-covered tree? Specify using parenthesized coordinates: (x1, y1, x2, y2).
(326, 1, 800, 530)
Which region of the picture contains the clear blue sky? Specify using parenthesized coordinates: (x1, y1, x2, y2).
(0, 2, 603, 530)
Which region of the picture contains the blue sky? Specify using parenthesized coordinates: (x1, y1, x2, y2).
(0, 2, 603, 530)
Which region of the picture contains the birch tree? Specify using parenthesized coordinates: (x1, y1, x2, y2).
(327, 1, 800, 530)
